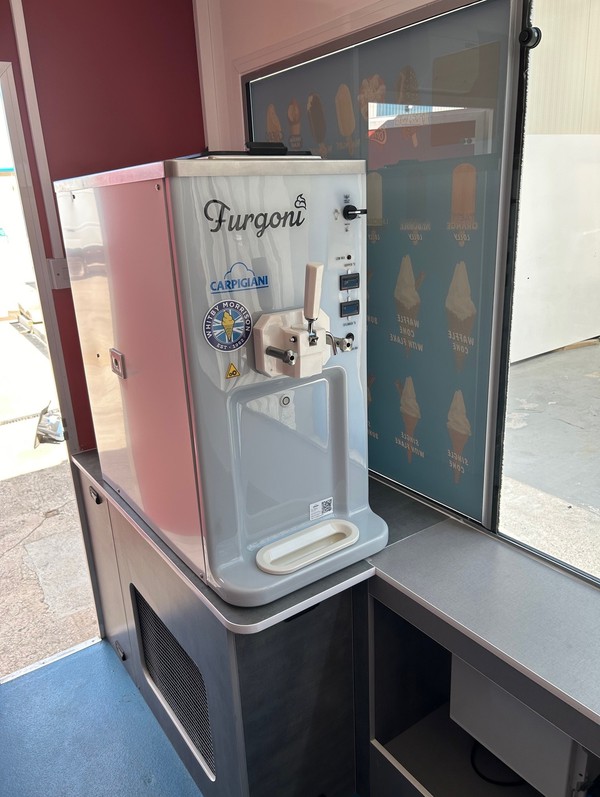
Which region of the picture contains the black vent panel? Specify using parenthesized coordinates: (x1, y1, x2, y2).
(133, 588, 216, 775)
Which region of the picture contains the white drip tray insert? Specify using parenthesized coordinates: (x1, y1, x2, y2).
(256, 520, 360, 574)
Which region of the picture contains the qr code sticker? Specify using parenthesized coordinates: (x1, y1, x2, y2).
(310, 497, 334, 521)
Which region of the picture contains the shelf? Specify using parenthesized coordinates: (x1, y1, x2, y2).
(381, 704, 542, 797)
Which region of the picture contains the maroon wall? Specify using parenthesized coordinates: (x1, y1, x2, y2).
(22, 0, 205, 181)
(2, 0, 205, 450)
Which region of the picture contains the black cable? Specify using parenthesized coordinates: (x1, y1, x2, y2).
(470, 741, 526, 787)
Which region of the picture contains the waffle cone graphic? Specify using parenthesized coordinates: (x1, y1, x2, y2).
(401, 412, 419, 463)
(448, 428, 470, 483)
(447, 310, 476, 370)
(395, 255, 422, 353)
(266, 104, 283, 142)
(447, 389, 471, 484)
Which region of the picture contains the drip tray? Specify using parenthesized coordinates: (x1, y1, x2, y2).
(256, 520, 359, 574)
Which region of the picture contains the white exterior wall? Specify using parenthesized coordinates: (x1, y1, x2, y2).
(510, 0, 600, 361)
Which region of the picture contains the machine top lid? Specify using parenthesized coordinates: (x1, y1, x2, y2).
(53, 156, 366, 193)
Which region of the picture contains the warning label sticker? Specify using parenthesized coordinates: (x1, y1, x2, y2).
(225, 363, 241, 379)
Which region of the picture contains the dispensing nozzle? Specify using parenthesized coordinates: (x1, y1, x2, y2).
(326, 332, 354, 355)
(253, 261, 332, 378)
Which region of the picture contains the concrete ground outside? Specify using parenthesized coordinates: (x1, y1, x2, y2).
(0, 319, 97, 679)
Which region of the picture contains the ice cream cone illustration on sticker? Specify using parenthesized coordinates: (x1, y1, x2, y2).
(447, 390, 471, 484)
(266, 104, 283, 142)
(396, 378, 421, 463)
(307, 93, 328, 157)
(335, 83, 356, 154)
(221, 310, 235, 342)
(446, 261, 476, 370)
(450, 164, 477, 243)
(395, 255, 424, 353)
(396, 66, 420, 148)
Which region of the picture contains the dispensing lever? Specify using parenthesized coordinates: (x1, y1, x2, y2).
(304, 262, 324, 346)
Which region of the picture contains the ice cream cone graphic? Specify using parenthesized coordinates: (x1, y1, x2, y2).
(266, 104, 283, 142)
(396, 65, 420, 148)
(287, 98, 301, 136)
(307, 93, 328, 157)
(396, 378, 421, 463)
(358, 74, 386, 120)
(447, 390, 471, 484)
(394, 255, 422, 352)
(450, 163, 477, 231)
(221, 310, 235, 342)
(335, 83, 356, 154)
(446, 261, 476, 370)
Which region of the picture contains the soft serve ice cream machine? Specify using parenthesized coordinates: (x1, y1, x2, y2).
(56, 156, 388, 606)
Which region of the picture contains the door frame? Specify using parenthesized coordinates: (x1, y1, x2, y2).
(0, 58, 77, 450)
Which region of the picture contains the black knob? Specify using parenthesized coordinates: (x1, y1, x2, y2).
(342, 204, 367, 221)
(519, 27, 542, 48)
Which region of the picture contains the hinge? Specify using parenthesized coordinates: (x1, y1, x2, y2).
(48, 258, 70, 290)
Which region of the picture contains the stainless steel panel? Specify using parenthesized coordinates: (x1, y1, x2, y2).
(76, 470, 132, 673)
(57, 180, 206, 579)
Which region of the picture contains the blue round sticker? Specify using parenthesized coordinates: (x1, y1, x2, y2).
(203, 300, 252, 351)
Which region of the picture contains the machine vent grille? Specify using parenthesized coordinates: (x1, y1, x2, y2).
(133, 588, 216, 775)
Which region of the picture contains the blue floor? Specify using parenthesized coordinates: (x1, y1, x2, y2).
(0, 641, 203, 797)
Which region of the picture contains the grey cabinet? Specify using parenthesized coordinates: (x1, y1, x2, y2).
(79, 477, 357, 797)
(367, 579, 600, 797)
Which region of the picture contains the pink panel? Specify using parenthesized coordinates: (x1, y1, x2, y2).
(96, 180, 203, 566)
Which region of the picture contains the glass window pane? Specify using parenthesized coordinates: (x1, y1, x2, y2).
(248, 0, 516, 523)
(499, 0, 600, 581)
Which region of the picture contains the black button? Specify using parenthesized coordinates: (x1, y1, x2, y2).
(340, 300, 360, 317)
(340, 273, 360, 291)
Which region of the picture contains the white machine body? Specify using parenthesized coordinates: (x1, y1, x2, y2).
(55, 156, 388, 606)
